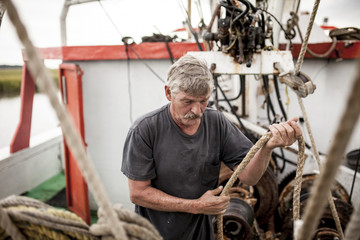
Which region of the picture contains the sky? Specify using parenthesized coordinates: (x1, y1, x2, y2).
(0, 0, 359, 67)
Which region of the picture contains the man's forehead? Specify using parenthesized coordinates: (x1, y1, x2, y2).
(178, 91, 210, 101)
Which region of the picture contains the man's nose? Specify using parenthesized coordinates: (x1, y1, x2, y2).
(191, 102, 202, 115)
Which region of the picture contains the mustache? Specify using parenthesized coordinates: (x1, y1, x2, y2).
(184, 112, 203, 119)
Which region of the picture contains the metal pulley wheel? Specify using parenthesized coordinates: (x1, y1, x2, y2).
(214, 198, 255, 240)
(278, 71, 316, 98)
(218, 163, 278, 227)
(278, 196, 353, 240)
(278, 173, 349, 220)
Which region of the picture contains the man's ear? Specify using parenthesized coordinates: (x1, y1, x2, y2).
(165, 85, 172, 101)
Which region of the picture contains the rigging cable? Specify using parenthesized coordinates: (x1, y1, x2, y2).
(216, 75, 245, 102)
(177, 0, 203, 51)
(97, 0, 165, 84)
(214, 75, 257, 143)
(260, 8, 293, 48)
(348, 148, 360, 204)
(262, 75, 277, 123)
(263, 75, 290, 173)
(165, 41, 174, 64)
(123, 37, 134, 123)
(273, 75, 288, 120)
(273, 151, 298, 167)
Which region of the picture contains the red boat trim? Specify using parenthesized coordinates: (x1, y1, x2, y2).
(31, 41, 360, 62)
(30, 42, 204, 61)
(279, 41, 360, 59)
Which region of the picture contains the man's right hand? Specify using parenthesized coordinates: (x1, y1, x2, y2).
(195, 186, 230, 215)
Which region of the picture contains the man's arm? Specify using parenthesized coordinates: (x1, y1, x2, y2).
(128, 179, 230, 215)
(235, 117, 302, 186)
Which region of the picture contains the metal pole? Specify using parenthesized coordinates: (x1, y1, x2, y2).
(60, 0, 104, 46)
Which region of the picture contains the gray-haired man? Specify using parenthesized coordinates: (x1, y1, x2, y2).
(121, 54, 302, 240)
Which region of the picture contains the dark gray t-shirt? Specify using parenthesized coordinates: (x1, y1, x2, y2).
(121, 104, 253, 240)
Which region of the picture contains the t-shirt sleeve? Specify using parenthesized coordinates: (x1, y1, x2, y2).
(220, 114, 253, 170)
(121, 126, 156, 181)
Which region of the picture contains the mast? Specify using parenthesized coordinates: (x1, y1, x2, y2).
(60, 0, 102, 46)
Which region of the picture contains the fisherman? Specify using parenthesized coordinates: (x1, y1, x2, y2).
(121, 54, 302, 240)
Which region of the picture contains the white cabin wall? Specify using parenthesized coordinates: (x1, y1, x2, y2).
(71, 59, 172, 210)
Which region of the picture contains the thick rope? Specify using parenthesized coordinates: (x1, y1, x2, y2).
(0, 205, 26, 240)
(294, 0, 321, 74)
(295, 60, 360, 240)
(297, 95, 344, 238)
(290, 0, 344, 237)
(216, 131, 305, 240)
(0, 195, 164, 240)
(3, 0, 130, 239)
(292, 137, 306, 221)
(90, 204, 162, 240)
(0, 195, 97, 240)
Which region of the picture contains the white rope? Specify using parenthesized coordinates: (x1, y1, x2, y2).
(3, 0, 128, 239)
(294, 0, 321, 75)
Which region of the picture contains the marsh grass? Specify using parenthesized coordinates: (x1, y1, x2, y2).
(0, 67, 59, 97)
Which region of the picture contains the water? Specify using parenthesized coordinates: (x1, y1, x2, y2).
(0, 93, 59, 149)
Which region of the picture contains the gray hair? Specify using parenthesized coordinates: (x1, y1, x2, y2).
(166, 54, 214, 97)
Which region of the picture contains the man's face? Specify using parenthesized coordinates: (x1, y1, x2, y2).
(165, 86, 210, 128)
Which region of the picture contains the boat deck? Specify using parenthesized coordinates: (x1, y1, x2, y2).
(22, 171, 98, 225)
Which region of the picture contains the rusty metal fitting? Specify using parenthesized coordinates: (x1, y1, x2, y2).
(278, 71, 316, 98)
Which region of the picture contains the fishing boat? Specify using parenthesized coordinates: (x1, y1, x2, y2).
(0, 0, 359, 239)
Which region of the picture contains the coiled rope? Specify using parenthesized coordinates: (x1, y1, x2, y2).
(90, 204, 162, 240)
(216, 132, 306, 240)
(0, 195, 163, 240)
(0, 195, 97, 240)
(1, 0, 162, 239)
(0, 205, 26, 240)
